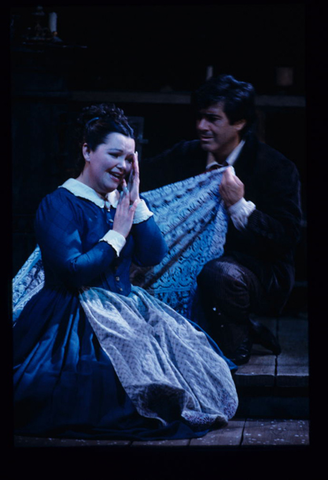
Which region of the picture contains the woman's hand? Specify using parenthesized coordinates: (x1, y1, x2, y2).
(112, 180, 139, 238)
(127, 152, 140, 203)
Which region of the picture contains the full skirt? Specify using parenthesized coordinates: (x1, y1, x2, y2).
(13, 285, 238, 440)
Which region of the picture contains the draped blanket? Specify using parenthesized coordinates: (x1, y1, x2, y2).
(13, 245, 44, 325)
(131, 169, 228, 318)
(13, 169, 228, 324)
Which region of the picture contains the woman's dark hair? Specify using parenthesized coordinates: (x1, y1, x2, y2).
(75, 103, 135, 174)
(192, 74, 257, 137)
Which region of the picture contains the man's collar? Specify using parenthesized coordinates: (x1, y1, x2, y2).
(226, 139, 246, 165)
(206, 139, 245, 170)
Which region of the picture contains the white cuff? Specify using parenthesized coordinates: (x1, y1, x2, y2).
(133, 199, 153, 224)
(100, 230, 126, 256)
(228, 197, 256, 230)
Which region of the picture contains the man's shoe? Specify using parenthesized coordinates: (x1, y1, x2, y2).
(228, 336, 253, 365)
(249, 318, 281, 355)
(211, 320, 253, 366)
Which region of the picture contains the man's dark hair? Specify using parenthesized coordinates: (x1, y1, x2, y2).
(193, 74, 257, 137)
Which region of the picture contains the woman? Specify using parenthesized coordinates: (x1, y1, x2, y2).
(13, 104, 238, 440)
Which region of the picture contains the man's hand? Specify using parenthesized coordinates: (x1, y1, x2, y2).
(219, 167, 244, 208)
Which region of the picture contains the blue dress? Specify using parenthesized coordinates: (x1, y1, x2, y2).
(13, 179, 238, 440)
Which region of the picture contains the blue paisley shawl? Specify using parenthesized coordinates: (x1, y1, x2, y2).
(13, 168, 228, 324)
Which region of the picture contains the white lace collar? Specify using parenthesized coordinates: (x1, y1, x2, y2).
(59, 178, 120, 209)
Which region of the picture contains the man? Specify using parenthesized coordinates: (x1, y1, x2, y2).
(139, 74, 302, 365)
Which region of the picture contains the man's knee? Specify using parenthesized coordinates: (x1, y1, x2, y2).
(197, 257, 246, 297)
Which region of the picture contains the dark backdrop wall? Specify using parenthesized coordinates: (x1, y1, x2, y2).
(11, 4, 306, 292)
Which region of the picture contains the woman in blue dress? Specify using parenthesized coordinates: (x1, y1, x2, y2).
(13, 104, 238, 440)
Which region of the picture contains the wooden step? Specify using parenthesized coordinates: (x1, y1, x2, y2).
(13, 418, 310, 480)
(234, 313, 309, 388)
(14, 418, 309, 448)
(234, 313, 309, 418)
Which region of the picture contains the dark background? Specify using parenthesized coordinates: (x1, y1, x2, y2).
(10, 3, 307, 291)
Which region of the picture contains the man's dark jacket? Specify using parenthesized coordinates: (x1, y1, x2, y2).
(140, 133, 302, 314)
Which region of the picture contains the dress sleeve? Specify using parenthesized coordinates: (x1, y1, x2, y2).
(131, 215, 168, 267)
(35, 191, 118, 288)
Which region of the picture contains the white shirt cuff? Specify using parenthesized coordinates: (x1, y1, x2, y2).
(228, 197, 256, 230)
(133, 199, 154, 224)
(100, 230, 126, 256)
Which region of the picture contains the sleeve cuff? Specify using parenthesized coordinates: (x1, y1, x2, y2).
(100, 230, 126, 256)
(133, 199, 154, 224)
(228, 197, 256, 230)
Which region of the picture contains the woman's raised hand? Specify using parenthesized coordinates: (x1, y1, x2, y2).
(112, 153, 140, 238)
(127, 152, 140, 203)
(112, 179, 139, 238)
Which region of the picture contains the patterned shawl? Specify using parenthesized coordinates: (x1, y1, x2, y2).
(13, 169, 228, 324)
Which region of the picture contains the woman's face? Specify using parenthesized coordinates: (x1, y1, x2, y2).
(82, 132, 135, 196)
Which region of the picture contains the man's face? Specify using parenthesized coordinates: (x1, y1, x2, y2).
(196, 102, 244, 160)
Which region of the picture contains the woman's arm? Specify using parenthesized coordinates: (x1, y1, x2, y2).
(122, 152, 168, 266)
(35, 191, 119, 289)
(132, 213, 168, 266)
